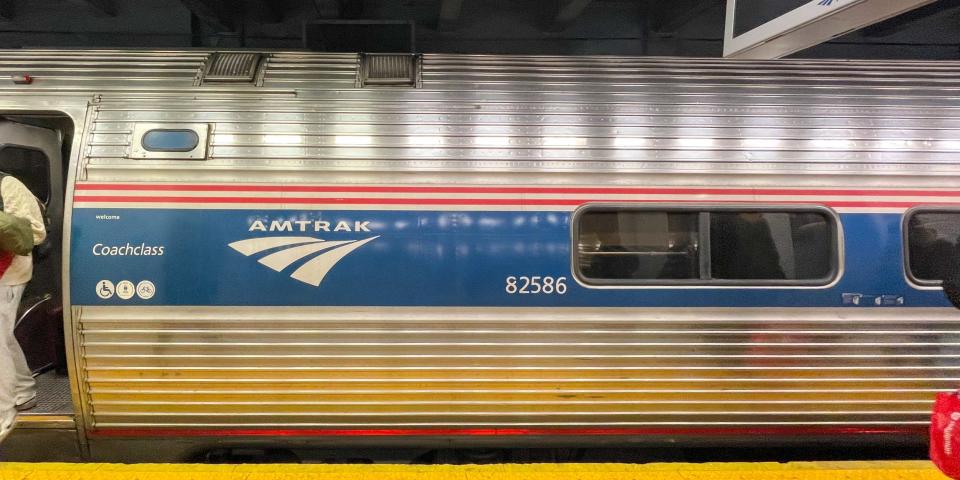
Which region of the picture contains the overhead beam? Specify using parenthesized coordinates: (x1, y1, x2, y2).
(0, 0, 13, 20)
(863, 0, 960, 37)
(724, 0, 937, 59)
(437, 0, 463, 31)
(179, 0, 235, 31)
(651, 0, 723, 34)
(550, 0, 592, 31)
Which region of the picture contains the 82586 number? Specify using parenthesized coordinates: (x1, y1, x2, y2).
(505, 276, 567, 295)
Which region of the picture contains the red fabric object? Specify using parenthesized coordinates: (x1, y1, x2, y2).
(0, 251, 14, 279)
(931, 391, 960, 479)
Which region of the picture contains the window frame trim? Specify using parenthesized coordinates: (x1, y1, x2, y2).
(902, 205, 960, 289)
(0, 143, 51, 206)
(570, 203, 844, 289)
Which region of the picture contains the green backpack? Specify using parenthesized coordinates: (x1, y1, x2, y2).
(0, 175, 38, 256)
(0, 210, 33, 256)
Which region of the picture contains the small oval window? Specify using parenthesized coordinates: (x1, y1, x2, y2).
(142, 129, 200, 152)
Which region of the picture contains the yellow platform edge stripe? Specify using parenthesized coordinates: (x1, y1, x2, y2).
(0, 461, 950, 480)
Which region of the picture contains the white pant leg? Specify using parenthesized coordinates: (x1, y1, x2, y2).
(0, 285, 34, 406)
(0, 302, 15, 416)
(0, 342, 15, 443)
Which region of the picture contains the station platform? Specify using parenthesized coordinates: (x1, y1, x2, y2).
(0, 461, 949, 480)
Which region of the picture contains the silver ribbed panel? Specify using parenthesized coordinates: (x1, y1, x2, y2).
(0, 50, 207, 90)
(78, 306, 953, 429)
(63, 52, 960, 182)
(422, 54, 960, 92)
(259, 52, 361, 89)
(80, 96, 960, 184)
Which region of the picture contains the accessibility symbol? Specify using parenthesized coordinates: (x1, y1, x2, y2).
(96, 280, 115, 299)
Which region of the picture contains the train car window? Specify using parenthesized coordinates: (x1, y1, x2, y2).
(142, 129, 199, 152)
(0, 146, 49, 203)
(710, 211, 833, 281)
(575, 206, 839, 286)
(905, 210, 960, 285)
(131, 123, 208, 160)
(578, 210, 700, 281)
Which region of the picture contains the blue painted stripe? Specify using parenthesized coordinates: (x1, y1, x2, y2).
(68, 208, 949, 308)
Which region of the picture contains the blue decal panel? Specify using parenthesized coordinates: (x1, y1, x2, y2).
(69, 208, 950, 307)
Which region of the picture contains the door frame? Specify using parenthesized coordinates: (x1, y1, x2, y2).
(0, 106, 89, 457)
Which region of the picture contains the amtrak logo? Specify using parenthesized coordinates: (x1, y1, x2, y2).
(228, 236, 379, 286)
(817, 0, 840, 5)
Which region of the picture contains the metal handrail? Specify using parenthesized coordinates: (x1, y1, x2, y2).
(14, 292, 52, 330)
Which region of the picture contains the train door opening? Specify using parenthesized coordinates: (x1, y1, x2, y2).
(0, 116, 72, 425)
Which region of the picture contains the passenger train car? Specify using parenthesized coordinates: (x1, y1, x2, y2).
(1, 50, 959, 462)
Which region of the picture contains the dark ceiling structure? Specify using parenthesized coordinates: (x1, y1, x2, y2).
(0, 0, 956, 58)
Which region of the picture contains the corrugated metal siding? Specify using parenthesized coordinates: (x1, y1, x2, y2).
(79, 307, 953, 429)
(422, 55, 960, 92)
(260, 52, 358, 89)
(0, 50, 207, 90)
(71, 53, 960, 183)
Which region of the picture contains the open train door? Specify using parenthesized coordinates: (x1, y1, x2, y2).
(0, 120, 65, 376)
(0, 115, 82, 462)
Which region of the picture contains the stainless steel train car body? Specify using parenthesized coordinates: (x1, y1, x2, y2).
(1, 50, 959, 461)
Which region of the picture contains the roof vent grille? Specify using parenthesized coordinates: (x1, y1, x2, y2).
(202, 52, 262, 83)
(358, 53, 421, 88)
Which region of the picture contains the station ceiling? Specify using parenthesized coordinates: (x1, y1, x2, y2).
(0, 0, 957, 58)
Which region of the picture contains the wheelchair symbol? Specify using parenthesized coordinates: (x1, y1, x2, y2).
(96, 280, 115, 299)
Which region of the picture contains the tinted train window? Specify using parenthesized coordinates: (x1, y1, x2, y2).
(132, 123, 208, 160)
(142, 129, 199, 152)
(711, 212, 833, 281)
(575, 206, 838, 286)
(906, 211, 960, 284)
(0, 146, 49, 203)
(578, 210, 700, 281)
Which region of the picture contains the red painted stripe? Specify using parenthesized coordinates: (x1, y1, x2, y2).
(74, 183, 960, 197)
(88, 425, 926, 438)
(73, 195, 561, 205)
(72, 195, 959, 208)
